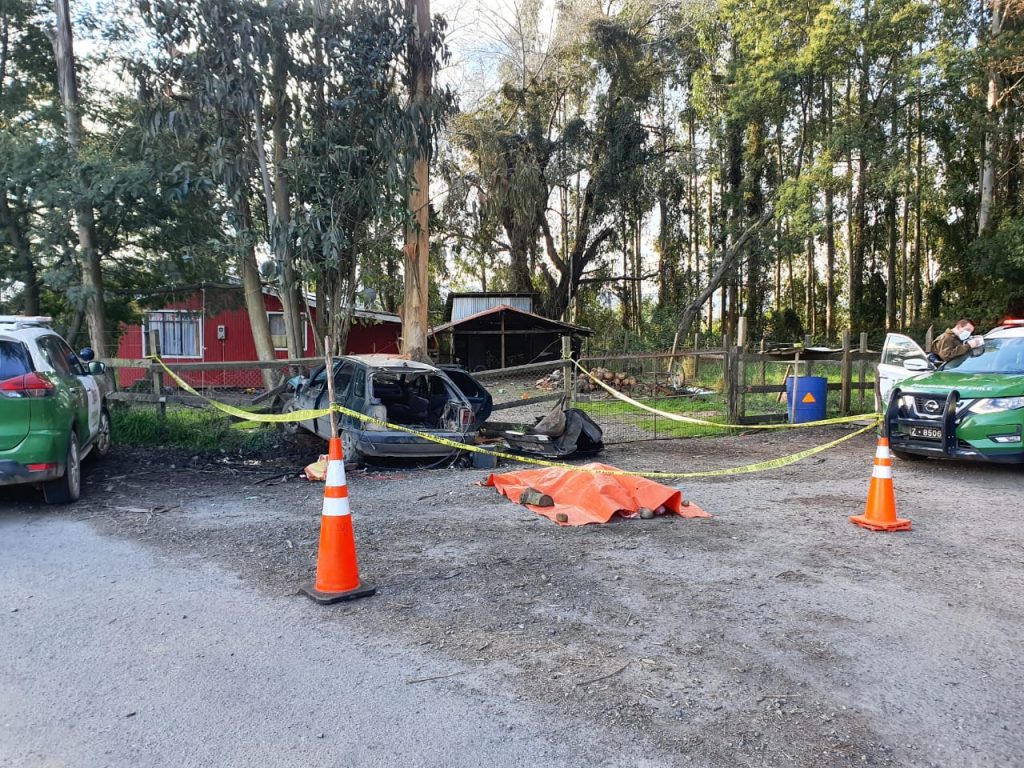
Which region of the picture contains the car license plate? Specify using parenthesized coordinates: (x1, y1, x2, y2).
(910, 426, 942, 440)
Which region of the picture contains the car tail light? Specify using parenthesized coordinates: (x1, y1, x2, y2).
(364, 403, 388, 431)
(459, 406, 474, 428)
(0, 372, 55, 398)
(27, 463, 57, 472)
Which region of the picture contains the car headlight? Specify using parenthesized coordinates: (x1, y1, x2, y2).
(968, 397, 1024, 414)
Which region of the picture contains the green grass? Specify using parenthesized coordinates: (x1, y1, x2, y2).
(112, 405, 281, 453)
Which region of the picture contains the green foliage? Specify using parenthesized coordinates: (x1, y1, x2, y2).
(112, 405, 281, 453)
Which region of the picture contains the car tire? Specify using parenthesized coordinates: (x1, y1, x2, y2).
(43, 432, 81, 505)
(341, 428, 363, 467)
(891, 449, 926, 461)
(91, 407, 112, 459)
(277, 397, 301, 436)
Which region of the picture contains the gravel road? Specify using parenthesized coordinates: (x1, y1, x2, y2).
(2, 426, 1022, 766)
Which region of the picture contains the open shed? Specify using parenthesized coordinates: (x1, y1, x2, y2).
(432, 304, 592, 371)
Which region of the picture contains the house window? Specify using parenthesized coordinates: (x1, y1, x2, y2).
(144, 311, 202, 358)
(267, 312, 308, 352)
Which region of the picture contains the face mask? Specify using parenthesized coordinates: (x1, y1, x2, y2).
(957, 329, 972, 341)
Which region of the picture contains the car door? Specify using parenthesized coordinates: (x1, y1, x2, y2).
(37, 335, 93, 442)
(878, 333, 929, 406)
(439, 366, 493, 423)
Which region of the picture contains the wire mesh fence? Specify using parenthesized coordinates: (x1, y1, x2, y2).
(572, 352, 730, 443)
(99, 343, 879, 443)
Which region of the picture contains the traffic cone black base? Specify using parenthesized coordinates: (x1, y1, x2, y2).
(300, 581, 376, 605)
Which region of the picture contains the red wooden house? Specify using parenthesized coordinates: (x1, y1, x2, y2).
(115, 283, 401, 389)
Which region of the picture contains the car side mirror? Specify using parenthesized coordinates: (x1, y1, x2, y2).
(903, 358, 929, 372)
(79, 347, 95, 362)
(87, 361, 106, 375)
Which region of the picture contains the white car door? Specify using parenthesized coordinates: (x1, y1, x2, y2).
(877, 333, 929, 407)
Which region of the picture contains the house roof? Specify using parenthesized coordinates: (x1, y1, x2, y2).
(155, 280, 401, 324)
(432, 304, 592, 336)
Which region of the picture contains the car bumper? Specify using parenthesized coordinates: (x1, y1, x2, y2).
(0, 460, 63, 486)
(354, 430, 470, 458)
(0, 430, 66, 486)
(886, 388, 1024, 464)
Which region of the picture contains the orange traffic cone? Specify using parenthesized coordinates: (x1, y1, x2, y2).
(301, 437, 376, 604)
(849, 436, 911, 532)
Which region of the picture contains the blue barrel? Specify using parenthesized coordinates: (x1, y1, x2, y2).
(785, 376, 828, 423)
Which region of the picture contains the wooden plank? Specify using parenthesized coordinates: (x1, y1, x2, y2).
(745, 382, 873, 394)
(103, 356, 324, 372)
(489, 392, 564, 411)
(473, 360, 568, 379)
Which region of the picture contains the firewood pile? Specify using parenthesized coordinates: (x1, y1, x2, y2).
(575, 367, 638, 394)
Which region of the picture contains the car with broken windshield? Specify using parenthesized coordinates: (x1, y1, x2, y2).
(282, 354, 491, 464)
(878, 320, 1024, 463)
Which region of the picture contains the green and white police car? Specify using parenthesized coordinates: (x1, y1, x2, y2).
(0, 316, 112, 503)
(878, 320, 1024, 463)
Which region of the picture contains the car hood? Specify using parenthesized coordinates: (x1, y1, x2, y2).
(900, 371, 1024, 398)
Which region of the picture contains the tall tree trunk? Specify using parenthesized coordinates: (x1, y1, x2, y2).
(402, 0, 433, 361)
(271, 42, 303, 358)
(824, 78, 836, 338)
(850, 63, 868, 329)
(48, 0, 107, 356)
(238, 193, 278, 391)
(0, 187, 40, 314)
(885, 189, 898, 330)
(979, 0, 1004, 236)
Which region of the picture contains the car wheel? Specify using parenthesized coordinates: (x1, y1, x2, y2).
(341, 428, 363, 466)
(43, 433, 81, 505)
(277, 397, 301, 436)
(891, 449, 926, 461)
(92, 407, 112, 459)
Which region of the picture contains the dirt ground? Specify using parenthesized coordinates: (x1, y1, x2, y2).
(6, 425, 1023, 766)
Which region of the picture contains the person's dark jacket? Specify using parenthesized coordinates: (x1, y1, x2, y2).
(931, 328, 971, 361)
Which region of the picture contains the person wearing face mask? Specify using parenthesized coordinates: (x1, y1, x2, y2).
(930, 318, 984, 362)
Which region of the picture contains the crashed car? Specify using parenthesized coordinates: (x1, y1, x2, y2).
(879, 321, 1024, 463)
(282, 355, 492, 463)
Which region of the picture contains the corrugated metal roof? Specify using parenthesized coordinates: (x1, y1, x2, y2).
(432, 305, 592, 335)
(451, 294, 533, 321)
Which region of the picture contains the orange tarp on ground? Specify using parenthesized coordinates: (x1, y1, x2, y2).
(485, 463, 710, 526)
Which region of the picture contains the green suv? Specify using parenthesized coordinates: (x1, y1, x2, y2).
(880, 321, 1024, 463)
(0, 316, 112, 503)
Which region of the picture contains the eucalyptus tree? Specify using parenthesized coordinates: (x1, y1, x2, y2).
(1, 0, 58, 317)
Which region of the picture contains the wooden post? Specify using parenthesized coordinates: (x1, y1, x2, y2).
(840, 329, 852, 415)
(790, 352, 801, 422)
(859, 331, 868, 410)
(925, 324, 934, 352)
(500, 311, 506, 369)
(324, 336, 338, 439)
(736, 318, 747, 421)
(148, 328, 163, 396)
(726, 347, 740, 424)
(803, 333, 812, 349)
(759, 339, 766, 386)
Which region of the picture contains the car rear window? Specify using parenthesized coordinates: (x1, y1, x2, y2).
(0, 340, 33, 380)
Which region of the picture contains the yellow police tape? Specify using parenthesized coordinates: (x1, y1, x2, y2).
(572, 359, 880, 430)
(150, 357, 880, 480)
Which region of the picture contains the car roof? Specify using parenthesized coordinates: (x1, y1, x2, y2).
(985, 323, 1024, 339)
(0, 317, 59, 343)
(338, 354, 441, 373)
